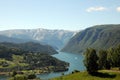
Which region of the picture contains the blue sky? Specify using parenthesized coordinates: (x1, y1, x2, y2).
(0, 0, 120, 31)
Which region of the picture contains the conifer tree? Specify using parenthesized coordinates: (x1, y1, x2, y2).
(84, 48, 98, 74)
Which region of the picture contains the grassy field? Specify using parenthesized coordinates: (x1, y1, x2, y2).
(51, 70, 120, 80)
(0, 55, 28, 68)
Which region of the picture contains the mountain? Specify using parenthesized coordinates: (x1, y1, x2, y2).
(0, 29, 75, 49)
(0, 35, 28, 43)
(0, 42, 57, 55)
(62, 24, 120, 53)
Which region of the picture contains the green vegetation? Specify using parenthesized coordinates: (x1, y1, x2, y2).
(8, 71, 39, 80)
(0, 42, 69, 73)
(0, 42, 57, 55)
(0, 53, 68, 72)
(62, 24, 120, 53)
(9, 74, 27, 80)
(98, 50, 108, 69)
(23, 53, 69, 71)
(51, 71, 120, 80)
(0, 55, 28, 69)
(83, 44, 120, 74)
(84, 48, 98, 74)
(27, 74, 36, 79)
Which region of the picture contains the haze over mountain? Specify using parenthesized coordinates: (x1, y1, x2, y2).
(62, 24, 120, 53)
(0, 28, 75, 49)
(0, 35, 28, 43)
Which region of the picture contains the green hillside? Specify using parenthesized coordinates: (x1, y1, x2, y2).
(62, 24, 120, 53)
(0, 45, 68, 73)
(51, 71, 120, 80)
(0, 42, 57, 55)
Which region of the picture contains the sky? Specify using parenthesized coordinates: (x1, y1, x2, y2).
(0, 0, 120, 31)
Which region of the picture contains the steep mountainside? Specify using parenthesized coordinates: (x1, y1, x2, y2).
(62, 24, 120, 53)
(0, 29, 75, 49)
(0, 42, 58, 55)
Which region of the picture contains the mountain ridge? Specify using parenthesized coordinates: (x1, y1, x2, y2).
(62, 24, 120, 53)
(0, 28, 76, 49)
(0, 35, 28, 43)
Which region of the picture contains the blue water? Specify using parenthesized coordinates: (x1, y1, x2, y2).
(0, 75, 8, 80)
(37, 51, 85, 80)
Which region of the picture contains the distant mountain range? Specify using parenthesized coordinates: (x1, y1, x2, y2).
(0, 29, 75, 49)
(62, 24, 120, 53)
(0, 35, 27, 43)
(1, 24, 119, 54)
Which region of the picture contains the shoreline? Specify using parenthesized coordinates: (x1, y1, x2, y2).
(0, 72, 10, 76)
(0, 68, 69, 76)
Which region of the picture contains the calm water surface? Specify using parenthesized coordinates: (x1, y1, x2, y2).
(37, 51, 85, 80)
(0, 75, 8, 80)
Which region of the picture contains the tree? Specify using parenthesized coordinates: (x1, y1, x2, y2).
(84, 48, 98, 74)
(12, 71, 17, 77)
(14, 75, 27, 80)
(27, 74, 36, 79)
(98, 50, 107, 69)
(107, 47, 114, 67)
(114, 44, 120, 67)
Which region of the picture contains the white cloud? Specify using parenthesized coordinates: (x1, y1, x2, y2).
(116, 7, 120, 12)
(86, 7, 107, 12)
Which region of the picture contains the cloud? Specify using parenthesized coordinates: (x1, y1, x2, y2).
(116, 7, 120, 12)
(86, 7, 107, 12)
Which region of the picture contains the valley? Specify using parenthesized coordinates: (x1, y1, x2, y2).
(0, 0, 120, 80)
(0, 24, 120, 80)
